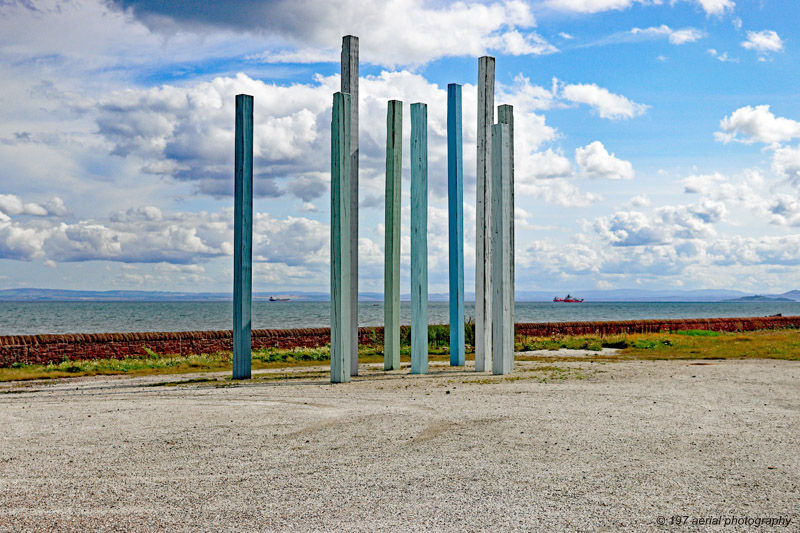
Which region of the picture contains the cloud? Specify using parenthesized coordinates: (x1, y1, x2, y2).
(545, 0, 649, 13)
(741, 30, 784, 54)
(693, 0, 735, 16)
(575, 141, 634, 180)
(715, 105, 800, 145)
(631, 25, 704, 45)
(526, 149, 574, 179)
(772, 145, 800, 188)
(707, 48, 738, 63)
(109, 0, 556, 67)
(0, 202, 333, 268)
(561, 83, 649, 119)
(0, 194, 67, 217)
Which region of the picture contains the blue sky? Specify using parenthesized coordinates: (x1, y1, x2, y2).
(1, 0, 799, 295)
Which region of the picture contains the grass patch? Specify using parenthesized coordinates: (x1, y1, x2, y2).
(675, 329, 721, 337)
(3, 328, 798, 383)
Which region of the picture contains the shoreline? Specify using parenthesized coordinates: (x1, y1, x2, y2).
(2, 315, 800, 368)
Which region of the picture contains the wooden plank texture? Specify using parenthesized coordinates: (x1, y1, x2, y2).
(233, 94, 253, 380)
(410, 102, 428, 375)
(491, 123, 513, 375)
(475, 56, 495, 372)
(330, 92, 352, 383)
(341, 35, 359, 376)
(384, 100, 402, 371)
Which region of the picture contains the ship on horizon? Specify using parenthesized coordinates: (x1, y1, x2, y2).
(269, 296, 291, 302)
(553, 294, 584, 303)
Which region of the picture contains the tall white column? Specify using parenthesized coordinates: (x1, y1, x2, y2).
(491, 123, 513, 375)
(475, 56, 495, 372)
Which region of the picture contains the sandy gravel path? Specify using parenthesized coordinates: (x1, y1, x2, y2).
(1, 357, 798, 532)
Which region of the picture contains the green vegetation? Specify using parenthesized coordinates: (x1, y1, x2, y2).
(1, 327, 798, 382)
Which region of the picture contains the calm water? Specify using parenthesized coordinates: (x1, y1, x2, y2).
(2, 300, 800, 335)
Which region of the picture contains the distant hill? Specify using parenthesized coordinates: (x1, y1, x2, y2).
(3, 287, 799, 302)
(726, 295, 794, 302)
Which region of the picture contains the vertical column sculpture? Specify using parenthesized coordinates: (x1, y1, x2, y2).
(447, 84, 465, 367)
(384, 100, 402, 371)
(491, 123, 513, 375)
(341, 35, 360, 376)
(475, 56, 495, 372)
(331, 92, 352, 383)
(410, 102, 428, 375)
(498, 104, 515, 355)
(233, 94, 253, 380)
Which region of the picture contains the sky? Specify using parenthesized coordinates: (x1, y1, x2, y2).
(1, 0, 799, 296)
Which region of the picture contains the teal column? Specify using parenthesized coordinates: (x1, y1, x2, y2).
(331, 92, 352, 383)
(233, 94, 253, 380)
(384, 100, 402, 371)
(341, 36, 360, 376)
(410, 102, 428, 375)
(491, 123, 513, 375)
(475, 56, 495, 372)
(447, 84, 465, 366)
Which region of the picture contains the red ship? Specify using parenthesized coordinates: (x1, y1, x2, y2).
(553, 294, 584, 303)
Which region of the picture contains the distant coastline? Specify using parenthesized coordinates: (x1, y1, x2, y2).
(2, 288, 800, 303)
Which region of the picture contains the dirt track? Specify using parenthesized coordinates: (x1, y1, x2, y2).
(1, 357, 798, 531)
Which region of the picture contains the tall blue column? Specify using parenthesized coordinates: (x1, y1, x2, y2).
(447, 84, 465, 367)
(410, 102, 428, 375)
(233, 94, 253, 380)
(331, 92, 352, 383)
(384, 100, 402, 371)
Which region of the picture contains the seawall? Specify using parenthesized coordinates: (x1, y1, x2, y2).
(2, 315, 799, 367)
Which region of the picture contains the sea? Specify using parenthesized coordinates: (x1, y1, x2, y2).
(2, 300, 800, 336)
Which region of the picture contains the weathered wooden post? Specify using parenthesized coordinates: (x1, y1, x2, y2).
(491, 123, 513, 375)
(331, 92, 352, 383)
(233, 94, 253, 380)
(384, 100, 402, 371)
(476, 56, 495, 372)
(447, 84, 465, 366)
(410, 102, 428, 375)
(341, 36, 360, 376)
(498, 104, 514, 357)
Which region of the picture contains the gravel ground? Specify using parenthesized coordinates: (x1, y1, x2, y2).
(1, 356, 798, 532)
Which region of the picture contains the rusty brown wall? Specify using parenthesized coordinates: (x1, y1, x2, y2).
(1, 317, 798, 367)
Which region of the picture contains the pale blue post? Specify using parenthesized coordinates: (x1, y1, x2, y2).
(233, 94, 253, 380)
(384, 100, 402, 371)
(447, 84, 465, 366)
(331, 92, 352, 383)
(341, 36, 360, 377)
(491, 123, 513, 375)
(410, 102, 428, 375)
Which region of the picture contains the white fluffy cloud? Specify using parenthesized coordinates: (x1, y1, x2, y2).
(741, 30, 784, 54)
(694, 0, 735, 16)
(561, 83, 649, 119)
(546, 0, 731, 15)
(631, 25, 704, 45)
(545, 0, 649, 13)
(715, 105, 800, 145)
(772, 145, 800, 188)
(575, 141, 634, 180)
(112, 0, 555, 68)
(0, 195, 67, 218)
